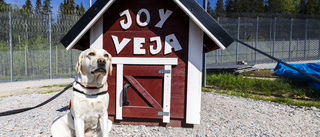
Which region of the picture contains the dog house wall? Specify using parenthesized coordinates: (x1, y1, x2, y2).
(60, 0, 234, 127)
(103, 0, 189, 127)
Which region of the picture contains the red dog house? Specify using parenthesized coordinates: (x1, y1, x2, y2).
(61, 0, 233, 127)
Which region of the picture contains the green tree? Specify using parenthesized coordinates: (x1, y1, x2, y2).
(42, 0, 52, 14)
(305, 0, 319, 15)
(233, 0, 241, 12)
(215, 0, 225, 14)
(239, 0, 254, 12)
(0, 0, 10, 12)
(225, 0, 234, 13)
(22, 0, 33, 13)
(254, 0, 265, 13)
(75, 2, 86, 16)
(35, 0, 42, 14)
(266, 0, 299, 14)
(207, 1, 215, 16)
(59, 0, 76, 15)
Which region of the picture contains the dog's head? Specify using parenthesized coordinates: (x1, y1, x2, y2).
(76, 48, 112, 87)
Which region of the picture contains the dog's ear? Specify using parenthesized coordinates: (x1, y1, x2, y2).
(76, 51, 84, 74)
(108, 54, 112, 76)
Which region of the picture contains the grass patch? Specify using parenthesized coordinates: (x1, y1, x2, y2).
(40, 84, 70, 88)
(206, 73, 320, 99)
(206, 73, 320, 108)
(204, 88, 320, 108)
(38, 84, 70, 94)
(40, 90, 61, 94)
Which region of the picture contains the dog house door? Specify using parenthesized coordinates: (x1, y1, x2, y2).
(113, 57, 178, 123)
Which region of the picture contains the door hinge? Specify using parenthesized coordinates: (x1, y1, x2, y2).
(159, 70, 171, 74)
(158, 112, 170, 116)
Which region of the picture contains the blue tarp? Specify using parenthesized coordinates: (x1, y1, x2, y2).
(273, 62, 320, 91)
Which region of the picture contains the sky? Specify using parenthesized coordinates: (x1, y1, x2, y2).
(6, 0, 219, 13)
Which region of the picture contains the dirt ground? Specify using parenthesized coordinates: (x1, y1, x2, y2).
(0, 78, 74, 97)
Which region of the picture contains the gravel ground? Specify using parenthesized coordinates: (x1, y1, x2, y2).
(0, 90, 320, 136)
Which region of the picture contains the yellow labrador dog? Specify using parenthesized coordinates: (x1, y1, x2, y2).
(51, 48, 113, 137)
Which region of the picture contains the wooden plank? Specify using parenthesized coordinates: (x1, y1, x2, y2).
(123, 65, 163, 77)
(124, 76, 162, 109)
(112, 57, 178, 65)
(116, 64, 123, 120)
(162, 65, 171, 123)
(186, 19, 203, 124)
(123, 107, 162, 118)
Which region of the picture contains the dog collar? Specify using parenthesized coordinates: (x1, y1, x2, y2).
(73, 88, 108, 96)
(76, 81, 103, 89)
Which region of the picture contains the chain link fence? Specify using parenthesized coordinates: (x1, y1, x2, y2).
(208, 16, 320, 67)
(1, 8, 320, 82)
(0, 10, 81, 82)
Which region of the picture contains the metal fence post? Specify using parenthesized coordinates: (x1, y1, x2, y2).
(25, 22, 28, 76)
(304, 19, 308, 60)
(49, 13, 52, 79)
(216, 17, 219, 64)
(255, 17, 259, 64)
(272, 17, 276, 58)
(202, 0, 207, 87)
(236, 17, 240, 63)
(56, 45, 58, 75)
(289, 18, 293, 61)
(9, 11, 13, 82)
(319, 20, 320, 59)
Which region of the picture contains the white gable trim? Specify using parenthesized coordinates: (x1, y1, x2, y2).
(66, 0, 226, 50)
(173, 0, 226, 50)
(66, 0, 115, 50)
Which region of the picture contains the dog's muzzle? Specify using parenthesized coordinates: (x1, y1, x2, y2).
(92, 58, 107, 74)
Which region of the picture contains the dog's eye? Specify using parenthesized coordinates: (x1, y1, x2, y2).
(104, 54, 109, 58)
(88, 52, 95, 56)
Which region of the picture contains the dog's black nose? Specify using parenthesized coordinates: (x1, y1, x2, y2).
(97, 58, 106, 65)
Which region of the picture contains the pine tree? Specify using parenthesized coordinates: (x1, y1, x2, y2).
(76, 2, 86, 16)
(206, 1, 215, 16)
(35, 0, 42, 14)
(254, 0, 265, 13)
(42, 0, 52, 14)
(233, 0, 241, 12)
(225, 0, 234, 13)
(306, 0, 317, 15)
(266, 0, 298, 14)
(215, 0, 225, 14)
(59, 0, 76, 15)
(0, 0, 9, 12)
(22, 0, 33, 13)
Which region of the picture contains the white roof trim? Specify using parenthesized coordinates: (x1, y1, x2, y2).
(66, 0, 116, 50)
(173, 0, 226, 50)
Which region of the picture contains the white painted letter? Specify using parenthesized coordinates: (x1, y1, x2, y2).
(155, 9, 173, 28)
(111, 35, 131, 54)
(164, 34, 182, 55)
(119, 9, 132, 30)
(133, 37, 146, 55)
(136, 8, 150, 27)
(150, 36, 162, 55)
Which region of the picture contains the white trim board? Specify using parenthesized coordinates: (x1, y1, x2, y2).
(186, 19, 203, 124)
(112, 57, 178, 65)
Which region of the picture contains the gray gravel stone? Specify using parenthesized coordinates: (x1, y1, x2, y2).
(0, 91, 319, 136)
